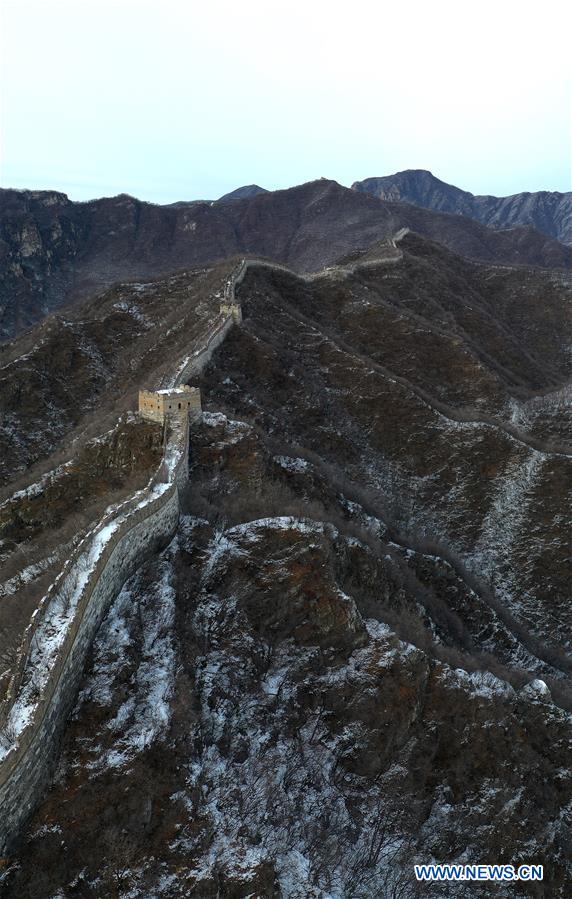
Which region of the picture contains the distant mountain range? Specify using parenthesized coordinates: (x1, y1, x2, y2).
(2, 179, 572, 341)
(352, 169, 572, 246)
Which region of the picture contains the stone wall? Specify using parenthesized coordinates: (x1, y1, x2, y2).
(138, 388, 166, 423)
(173, 315, 235, 386)
(0, 420, 188, 855)
(219, 303, 242, 324)
(227, 247, 404, 295)
(170, 258, 248, 388)
(0, 489, 180, 852)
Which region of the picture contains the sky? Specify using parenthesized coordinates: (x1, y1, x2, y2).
(1, 0, 571, 203)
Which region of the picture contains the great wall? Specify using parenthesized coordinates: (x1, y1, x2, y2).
(3, 233, 572, 854)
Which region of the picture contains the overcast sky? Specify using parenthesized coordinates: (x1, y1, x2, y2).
(1, 0, 570, 203)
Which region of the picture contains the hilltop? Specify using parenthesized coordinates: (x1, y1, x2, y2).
(217, 184, 269, 202)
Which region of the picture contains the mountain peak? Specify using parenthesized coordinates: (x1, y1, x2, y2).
(352, 170, 572, 244)
(217, 184, 269, 202)
(352, 169, 470, 199)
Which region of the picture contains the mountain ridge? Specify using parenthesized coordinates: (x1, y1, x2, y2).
(3, 178, 572, 341)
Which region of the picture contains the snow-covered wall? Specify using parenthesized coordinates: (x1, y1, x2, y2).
(0, 490, 181, 844)
(0, 421, 188, 854)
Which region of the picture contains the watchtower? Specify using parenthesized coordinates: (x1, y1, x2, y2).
(138, 385, 202, 423)
(220, 302, 242, 324)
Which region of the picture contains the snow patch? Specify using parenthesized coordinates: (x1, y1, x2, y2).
(274, 455, 310, 474)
